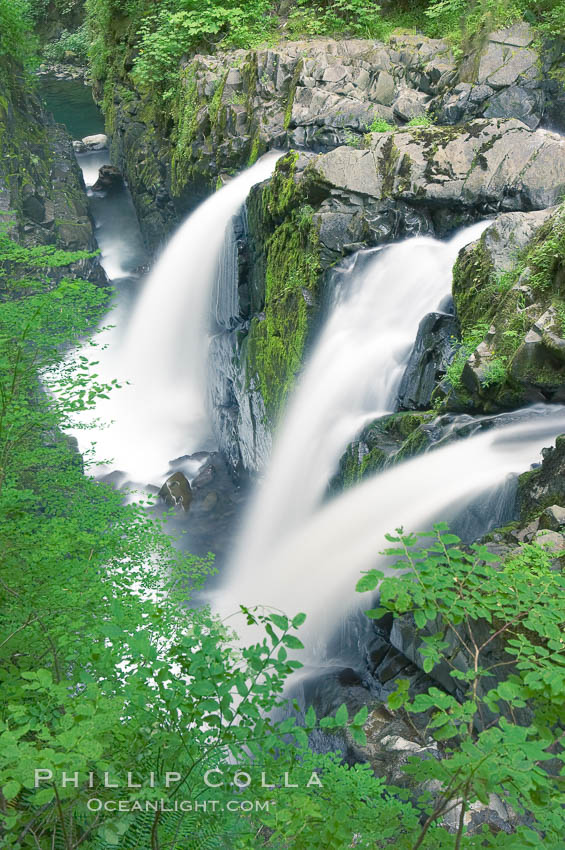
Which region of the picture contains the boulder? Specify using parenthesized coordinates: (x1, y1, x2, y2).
(392, 89, 429, 121)
(81, 133, 109, 151)
(310, 120, 565, 220)
(91, 165, 124, 193)
(518, 435, 565, 519)
(72, 140, 87, 153)
(158, 472, 193, 511)
(539, 505, 565, 531)
(532, 529, 565, 553)
(483, 86, 543, 129)
(398, 312, 459, 410)
(451, 207, 565, 409)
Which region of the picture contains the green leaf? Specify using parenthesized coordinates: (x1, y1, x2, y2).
(282, 634, 304, 650)
(2, 781, 21, 800)
(352, 705, 368, 726)
(356, 569, 383, 593)
(335, 703, 348, 726)
(270, 614, 289, 631)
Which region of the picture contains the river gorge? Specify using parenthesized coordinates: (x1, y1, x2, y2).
(2, 5, 565, 846)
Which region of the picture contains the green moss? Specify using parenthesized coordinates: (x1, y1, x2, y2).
(171, 70, 199, 196)
(450, 204, 565, 407)
(331, 412, 434, 492)
(247, 133, 263, 166)
(209, 73, 227, 129)
(242, 151, 325, 420)
(246, 216, 321, 422)
(379, 134, 401, 198)
(283, 59, 302, 131)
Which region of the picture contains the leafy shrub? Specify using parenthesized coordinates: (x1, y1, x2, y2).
(407, 114, 433, 126)
(43, 23, 90, 62)
(286, 0, 390, 38)
(133, 0, 274, 87)
(481, 354, 508, 387)
(0, 0, 37, 65)
(425, 0, 565, 43)
(357, 524, 565, 848)
(368, 117, 396, 132)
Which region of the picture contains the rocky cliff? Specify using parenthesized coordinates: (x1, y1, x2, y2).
(0, 57, 103, 286)
(92, 20, 565, 475)
(100, 23, 565, 250)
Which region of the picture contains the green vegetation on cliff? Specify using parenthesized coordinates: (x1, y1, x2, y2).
(0, 0, 36, 65)
(245, 153, 322, 421)
(358, 524, 565, 849)
(450, 204, 565, 408)
(84, 0, 565, 96)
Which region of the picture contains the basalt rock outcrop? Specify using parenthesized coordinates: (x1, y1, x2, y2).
(99, 23, 565, 252)
(451, 205, 565, 411)
(209, 118, 565, 473)
(397, 311, 458, 410)
(0, 59, 103, 287)
(93, 20, 565, 473)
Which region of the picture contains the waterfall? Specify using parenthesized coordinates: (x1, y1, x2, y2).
(66, 152, 281, 484)
(225, 222, 490, 580)
(215, 219, 563, 659)
(217, 406, 564, 659)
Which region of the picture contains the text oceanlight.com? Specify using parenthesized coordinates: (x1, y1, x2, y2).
(86, 799, 277, 813)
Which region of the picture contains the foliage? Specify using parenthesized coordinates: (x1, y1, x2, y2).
(407, 115, 433, 126)
(368, 117, 396, 132)
(29, 0, 85, 20)
(286, 0, 391, 39)
(425, 0, 565, 43)
(357, 524, 565, 848)
(43, 24, 90, 63)
(0, 0, 37, 66)
(522, 204, 565, 294)
(445, 320, 490, 390)
(480, 355, 508, 387)
(0, 229, 436, 849)
(132, 0, 274, 89)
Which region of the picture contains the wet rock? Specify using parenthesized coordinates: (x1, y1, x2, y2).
(21, 189, 46, 223)
(510, 518, 539, 542)
(0, 68, 103, 285)
(444, 794, 517, 835)
(72, 140, 87, 153)
(201, 491, 219, 512)
(539, 504, 565, 531)
(519, 435, 565, 519)
(92, 165, 124, 193)
(398, 312, 458, 410)
(81, 133, 109, 151)
(191, 459, 216, 489)
(158, 472, 193, 511)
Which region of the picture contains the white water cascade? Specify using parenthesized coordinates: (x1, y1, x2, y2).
(225, 221, 490, 583)
(65, 152, 281, 484)
(218, 406, 564, 658)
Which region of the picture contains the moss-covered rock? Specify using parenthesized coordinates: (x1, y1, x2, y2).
(518, 435, 565, 521)
(0, 58, 102, 285)
(331, 411, 435, 492)
(244, 152, 325, 423)
(449, 205, 565, 411)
